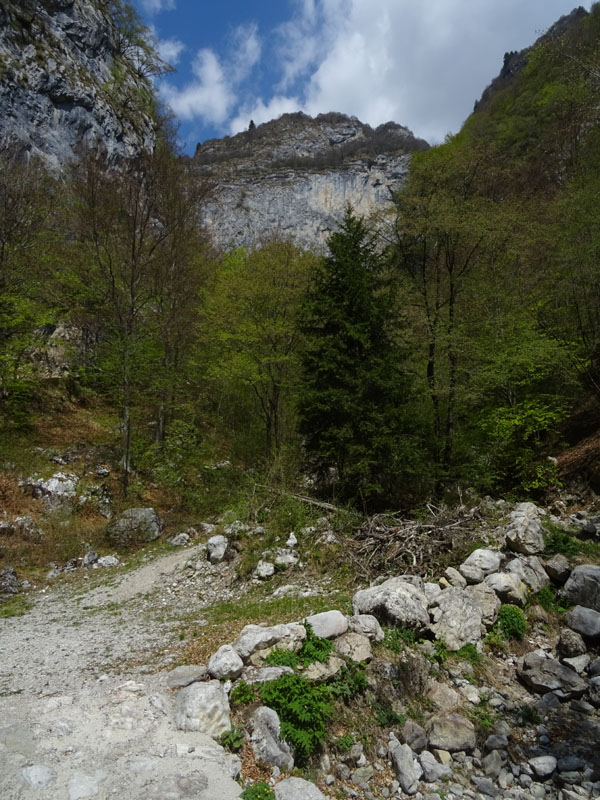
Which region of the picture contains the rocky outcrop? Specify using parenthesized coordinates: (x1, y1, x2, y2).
(0, 0, 156, 167)
(192, 112, 428, 251)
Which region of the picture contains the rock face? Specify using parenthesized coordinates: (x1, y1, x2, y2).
(563, 565, 600, 612)
(0, 0, 156, 167)
(193, 112, 428, 251)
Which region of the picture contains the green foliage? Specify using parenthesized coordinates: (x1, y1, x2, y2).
(0, 595, 33, 618)
(240, 782, 275, 800)
(496, 604, 527, 640)
(259, 674, 334, 764)
(329, 663, 368, 699)
(297, 623, 334, 666)
(298, 207, 415, 509)
(530, 586, 567, 614)
(264, 648, 299, 669)
(382, 626, 416, 652)
(468, 699, 497, 731)
(484, 629, 507, 654)
(518, 705, 541, 727)
(373, 701, 406, 728)
(229, 681, 256, 707)
(219, 726, 244, 752)
(336, 733, 354, 752)
(543, 525, 581, 557)
(455, 643, 484, 666)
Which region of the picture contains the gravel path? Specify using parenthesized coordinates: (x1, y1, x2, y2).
(0, 543, 243, 800)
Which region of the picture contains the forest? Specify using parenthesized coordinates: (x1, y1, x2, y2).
(1, 4, 600, 516)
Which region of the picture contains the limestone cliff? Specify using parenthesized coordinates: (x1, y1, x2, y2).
(193, 112, 429, 251)
(0, 0, 158, 167)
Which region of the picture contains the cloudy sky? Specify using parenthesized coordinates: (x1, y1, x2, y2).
(131, 0, 594, 153)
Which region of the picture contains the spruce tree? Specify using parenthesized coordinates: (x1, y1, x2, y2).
(298, 208, 410, 509)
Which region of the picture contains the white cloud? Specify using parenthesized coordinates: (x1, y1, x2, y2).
(229, 23, 262, 84)
(157, 36, 185, 66)
(160, 49, 234, 123)
(139, 0, 175, 14)
(229, 96, 303, 135)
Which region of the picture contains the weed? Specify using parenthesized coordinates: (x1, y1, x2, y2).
(496, 604, 527, 640)
(0, 595, 33, 618)
(518, 705, 541, 726)
(297, 623, 333, 666)
(240, 781, 275, 800)
(219, 726, 244, 752)
(230, 681, 256, 707)
(265, 648, 299, 668)
(329, 663, 368, 699)
(484, 629, 507, 654)
(543, 526, 581, 558)
(336, 733, 354, 752)
(530, 586, 568, 614)
(373, 700, 406, 727)
(468, 699, 496, 731)
(382, 625, 416, 652)
(455, 643, 484, 666)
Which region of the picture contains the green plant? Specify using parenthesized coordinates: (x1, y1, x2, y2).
(219, 726, 244, 752)
(336, 733, 354, 752)
(468, 700, 497, 731)
(530, 586, 568, 614)
(543, 524, 581, 557)
(496, 604, 527, 640)
(265, 648, 299, 668)
(382, 625, 416, 652)
(484, 629, 507, 653)
(373, 700, 406, 727)
(259, 674, 334, 764)
(518, 705, 541, 726)
(0, 595, 32, 618)
(240, 781, 275, 800)
(229, 681, 256, 707)
(455, 643, 484, 666)
(297, 623, 334, 666)
(329, 663, 368, 699)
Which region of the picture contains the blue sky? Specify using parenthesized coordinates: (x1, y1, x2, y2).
(132, 0, 594, 154)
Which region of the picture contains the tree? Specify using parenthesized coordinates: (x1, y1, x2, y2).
(203, 240, 317, 460)
(298, 208, 412, 508)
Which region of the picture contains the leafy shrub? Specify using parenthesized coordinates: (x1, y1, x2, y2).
(219, 726, 244, 752)
(455, 643, 484, 666)
(265, 648, 299, 668)
(336, 733, 354, 752)
(382, 626, 416, 652)
(297, 623, 334, 666)
(329, 663, 368, 699)
(241, 781, 275, 800)
(530, 586, 568, 614)
(259, 673, 334, 764)
(496, 604, 527, 640)
(544, 527, 581, 557)
(469, 699, 496, 731)
(484, 629, 507, 653)
(373, 700, 406, 727)
(230, 681, 256, 707)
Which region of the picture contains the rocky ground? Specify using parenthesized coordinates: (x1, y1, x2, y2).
(2, 492, 600, 800)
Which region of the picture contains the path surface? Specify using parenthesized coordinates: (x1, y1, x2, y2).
(0, 543, 243, 800)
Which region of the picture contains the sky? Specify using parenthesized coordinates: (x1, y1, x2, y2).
(131, 0, 594, 154)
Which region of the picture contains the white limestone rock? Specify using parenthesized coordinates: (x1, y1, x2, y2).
(175, 680, 231, 737)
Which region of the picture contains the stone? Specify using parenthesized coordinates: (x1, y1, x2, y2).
(444, 566, 467, 588)
(347, 614, 385, 642)
(428, 586, 483, 650)
(461, 548, 502, 576)
(427, 714, 476, 752)
(286, 532, 297, 547)
(558, 628, 587, 657)
(146, 773, 209, 799)
(20, 765, 55, 788)
(400, 720, 428, 753)
(166, 665, 208, 689)
(207, 535, 228, 563)
(563, 565, 600, 612)
(505, 502, 545, 555)
(274, 548, 299, 567)
(254, 560, 275, 579)
(106, 508, 161, 547)
(472, 777, 500, 797)
(25, 471, 79, 511)
(482, 749, 503, 779)
(419, 750, 452, 782)
(274, 777, 327, 799)
(566, 605, 600, 639)
(589, 657, 600, 677)
(352, 577, 429, 631)
(333, 632, 373, 662)
(390, 743, 419, 795)
(14, 515, 44, 542)
(169, 532, 190, 546)
(464, 582, 501, 627)
(305, 610, 348, 639)
(544, 553, 570, 584)
(424, 582, 443, 603)
(458, 563, 484, 584)
(175, 680, 231, 737)
(249, 706, 294, 771)
(563, 654, 590, 672)
(484, 734, 509, 750)
(505, 556, 549, 593)
(233, 623, 306, 661)
(351, 765, 374, 788)
(484, 572, 528, 606)
(67, 772, 104, 800)
(81, 550, 98, 567)
(518, 650, 588, 699)
(426, 680, 461, 712)
(241, 666, 294, 683)
(95, 555, 119, 568)
(304, 654, 345, 682)
(208, 645, 244, 680)
(0, 566, 20, 598)
(529, 755, 557, 778)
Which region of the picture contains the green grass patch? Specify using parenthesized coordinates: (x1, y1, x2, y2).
(0, 595, 33, 618)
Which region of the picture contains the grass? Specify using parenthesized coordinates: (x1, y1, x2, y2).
(0, 595, 33, 618)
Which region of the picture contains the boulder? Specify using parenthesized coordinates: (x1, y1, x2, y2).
(464, 582, 501, 627)
(168, 532, 190, 547)
(25, 471, 78, 512)
(419, 750, 452, 782)
(427, 714, 476, 752)
(274, 548, 299, 567)
(444, 567, 467, 588)
(505, 502, 545, 555)
(505, 556, 549, 593)
(518, 650, 588, 699)
(274, 777, 327, 800)
(563, 565, 600, 612)
(566, 605, 600, 639)
(208, 645, 244, 680)
(544, 553, 570, 585)
(14, 515, 44, 542)
(347, 614, 384, 642)
(484, 572, 528, 606)
(233, 623, 306, 661)
(400, 720, 428, 753)
(529, 755, 557, 779)
(390, 743, 419, 795)
(425, 680, 461, 712)
(304, 655, 345, 682)
(254, 560, 275, 579)
(557, 628, 587, 658)
(352, 577, 429, 631)
(305, 610, 348, 639)
(460, 548, 502, 576)
(249, 706, 294, 771)
(174, 680, 231, 737)
(166, 665, 208, 689)
(207, 535, 228, 563)
(333, 632, 372, 662)
(0, 566, 20, 599)
(428, 586, 483, 650)
(106, 508, 161, 547)
(241, 666, 294, 684)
